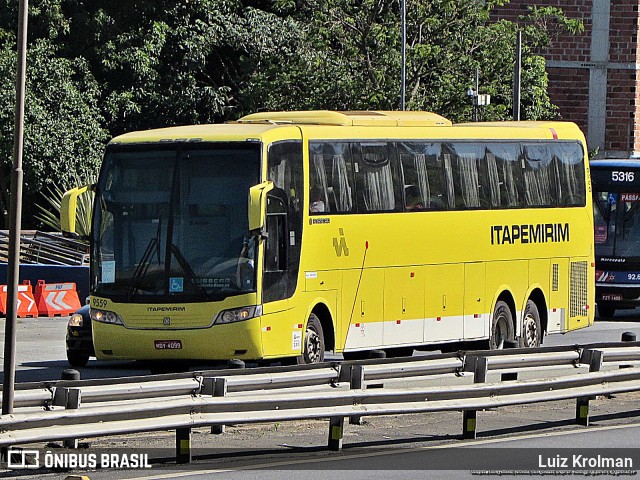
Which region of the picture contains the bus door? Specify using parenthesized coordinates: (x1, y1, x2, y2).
(260, 141, 304, 356)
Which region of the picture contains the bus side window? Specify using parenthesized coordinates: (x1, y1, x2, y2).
(552, 142, 586, 207)
(398, 142, 445, 211)
(446, 143, 487, 209)
(353, 142, 402, 213)
(309, 142, 354, 214)
(487, 143, 523, 208)
(523, 144, 556, 207)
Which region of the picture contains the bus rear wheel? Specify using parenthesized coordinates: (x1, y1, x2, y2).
(490, 301, 515, 350)
(519, 300, 541, 348)
(302, 313, 325, 364)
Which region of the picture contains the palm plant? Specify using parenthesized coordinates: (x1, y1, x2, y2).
(35, 175, 95, 238)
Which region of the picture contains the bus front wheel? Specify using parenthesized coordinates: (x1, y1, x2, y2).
(302, 313, 325, 364)
(490, 301, 515, 350)
(519, 300, 541, 348)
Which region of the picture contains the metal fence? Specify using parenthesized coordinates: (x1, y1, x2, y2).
(1, 341, 640, 463)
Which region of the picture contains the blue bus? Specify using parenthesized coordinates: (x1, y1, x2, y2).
(591, 159, 640, 317)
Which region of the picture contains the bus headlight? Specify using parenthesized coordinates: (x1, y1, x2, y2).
(214, 305, 262, 325)
(91, 308, 124, 326)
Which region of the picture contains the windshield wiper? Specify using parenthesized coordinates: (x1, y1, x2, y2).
(127, 219, 162, 299)
(170, 243, 209, 298)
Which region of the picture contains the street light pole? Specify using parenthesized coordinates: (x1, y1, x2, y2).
(2, 0, 29, 416)
(400, 0, 406, 111)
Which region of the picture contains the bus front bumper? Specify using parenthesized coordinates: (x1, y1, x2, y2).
(92, 317, 264, 361)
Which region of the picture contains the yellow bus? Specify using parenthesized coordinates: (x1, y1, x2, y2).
(61, 110, 595, 365)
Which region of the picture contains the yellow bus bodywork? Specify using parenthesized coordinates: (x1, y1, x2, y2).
(89, 111, 594, 361)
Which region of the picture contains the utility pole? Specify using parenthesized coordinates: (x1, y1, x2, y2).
(400, 0, 406, 110)
(2, 0, 28, 415)
(513, 30, 522, 121)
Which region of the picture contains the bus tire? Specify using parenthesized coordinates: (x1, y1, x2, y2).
(597, 305, 616, 318)
(519, 300, 541, 348)
(490, 301, 515, 350)
(342, 351, 369, 361)
(302, 313, 325, 364)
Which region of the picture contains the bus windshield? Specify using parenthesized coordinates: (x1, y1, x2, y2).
(92, 143, 261, 301)
(593, 191, 640, 258)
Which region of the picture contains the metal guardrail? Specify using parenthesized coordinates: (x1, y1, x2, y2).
(0, 230, 89, 265)
(1, 341, 640, 463)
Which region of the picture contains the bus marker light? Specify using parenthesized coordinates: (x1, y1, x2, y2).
(396, 320, 401, 324)
(355, 323, 360, 327)
(436, 317, 441, 321)
(474, 314, 480, 318)
(410, 272, 415, 277)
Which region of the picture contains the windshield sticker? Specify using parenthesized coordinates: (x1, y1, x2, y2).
(608, 193, 618, 204)
(169, 277, 184, 293)
(102, 261, 115, 284)
(594, 225, 608, 244)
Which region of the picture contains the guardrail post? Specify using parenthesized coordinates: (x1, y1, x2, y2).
(328, 416, 344, 451)
(501, 340, 519, 381)
(463, 356, 487, 439)
(349, 365, 365, 425)
(576, 349, 603, 426)
(202, 377, 227, 434)
(212, 378, 227, 434)
(621, 332, 637, 369)
(176, 427, 191, 464)
(63, 388, 81, 449)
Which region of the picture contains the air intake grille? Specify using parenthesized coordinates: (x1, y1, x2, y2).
(570, 261, 588, 317)
(552, 264, 559, 292)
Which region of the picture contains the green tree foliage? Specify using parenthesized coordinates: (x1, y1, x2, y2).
(0, 0, 582, 229)
(0, 34, 106, 229)
(242, 0, 583, 122)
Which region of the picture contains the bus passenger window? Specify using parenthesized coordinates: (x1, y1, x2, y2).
(446, 143, 487, 209)
(523, 144, 556, 207)
(309, 142, 354, 214)
(399, 142, 445, 211)
(354, 142, 401, 213)
(487, 143, 523, 208)
(552, 142, 586, 207)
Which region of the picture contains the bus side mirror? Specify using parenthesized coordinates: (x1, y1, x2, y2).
(248, 181, 274, 233)
(60, 184, 94, 238)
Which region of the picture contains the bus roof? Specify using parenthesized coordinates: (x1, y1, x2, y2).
(590, 158, 640, 169)
(109, 111, 584, 144)
(237, 110, 452, 126)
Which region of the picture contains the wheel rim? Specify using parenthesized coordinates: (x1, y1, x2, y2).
(493, 315, 508, 349)
(304, 326, 322, 363)
(523, 314, 538, 347)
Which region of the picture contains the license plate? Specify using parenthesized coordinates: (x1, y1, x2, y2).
(601, 294, 622, 301)
(154, 340, 182, 350)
